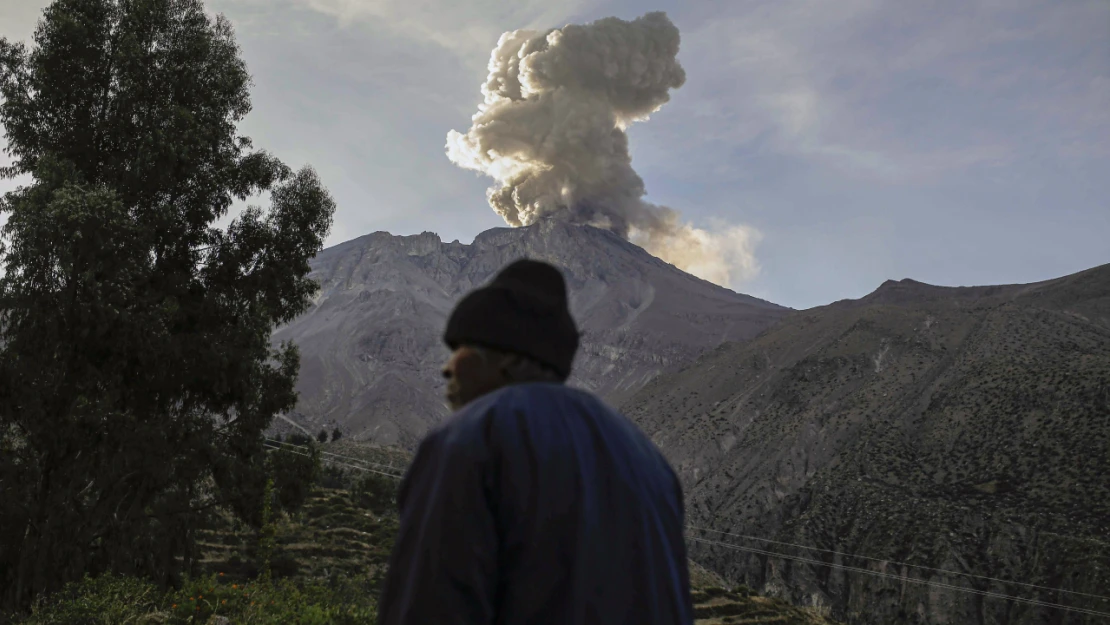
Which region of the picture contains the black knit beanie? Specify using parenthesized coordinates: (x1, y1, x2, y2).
(444, 259, 579, 379)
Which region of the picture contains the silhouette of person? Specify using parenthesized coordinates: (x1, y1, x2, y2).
(377, 259, 694, 625)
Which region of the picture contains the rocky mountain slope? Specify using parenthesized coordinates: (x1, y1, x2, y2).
(271, 219, 787, 447)
(624, 264, 1110, 625)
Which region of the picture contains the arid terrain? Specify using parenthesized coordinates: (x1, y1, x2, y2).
(624, 264, 1110, 624)
(271, 224, 1110, 624)
(271, 219, 787, 446)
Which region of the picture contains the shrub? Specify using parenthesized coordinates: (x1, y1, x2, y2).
(21, 573, 378, 625)
(286, 433, 314, 447)
(22, 573, 166, 624)
(317, 466, 352, 490)
(353, 474, 398, 514)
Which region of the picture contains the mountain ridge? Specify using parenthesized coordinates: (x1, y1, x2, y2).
(271, 219, 790, 447)
(844, 264, 1110, 311)
(622, 262, 1110, 624)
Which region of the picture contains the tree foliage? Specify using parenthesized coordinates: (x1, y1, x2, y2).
(352, 473, 398, 516)
(268, 445, 319, 518)
(0, 0, 334, 612)
(286, 432, 313, 446)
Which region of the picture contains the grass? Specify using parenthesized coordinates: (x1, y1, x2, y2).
(17, 442, 840, 624)
(22, 572, 378, 624)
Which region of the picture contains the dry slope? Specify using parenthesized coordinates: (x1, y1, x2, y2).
(271, 218, 787, 447)
(196, 441, 840, 625)
(625, 264, 1110, 625)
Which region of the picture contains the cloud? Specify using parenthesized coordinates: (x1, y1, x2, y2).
(444, 12, 762, 289)
(3, 0, 1105, 307)
(664, 0, 1109, 182)
(631, 218, 762, 287)
(220, 0, 590, 63)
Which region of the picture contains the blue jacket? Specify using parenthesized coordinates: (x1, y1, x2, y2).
(377, 383, 694, 625)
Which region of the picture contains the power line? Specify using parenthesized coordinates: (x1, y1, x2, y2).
(264, 438, 404, 474)
(688, 536, 1110, 619)
(262, 442, 404, 480)
(263, 441, 397, 476)
(263, 442, 402, 479)
(266, 439, 405, 474)
(262, 440, 1110, 615)
(687, 525, 1110, 603)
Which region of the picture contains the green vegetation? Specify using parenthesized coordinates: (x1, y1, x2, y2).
(691, 586, 835, 624)
(0, 0, 334, 614)
(10, 442, 840, 624)
(21, 572, 378, 624)
(12, 460, 393, 624)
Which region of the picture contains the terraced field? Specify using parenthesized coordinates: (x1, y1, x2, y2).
(195, 442, 839, 624)
(624, 265, 1110, 624)
(691, 587, 837, 625)
(196, 483, 399, 586)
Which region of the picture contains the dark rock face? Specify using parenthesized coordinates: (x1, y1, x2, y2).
(271, 219, 788, 447)
(623, 264, 1110, 625)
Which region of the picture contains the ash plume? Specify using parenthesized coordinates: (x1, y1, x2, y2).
(446, 11, 761, 287)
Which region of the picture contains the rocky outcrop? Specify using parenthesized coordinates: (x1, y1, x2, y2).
(271, 219, 788, 447)
(624, 264, 1110, 625)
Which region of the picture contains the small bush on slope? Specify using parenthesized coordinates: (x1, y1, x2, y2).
(21, 573, 376, 625)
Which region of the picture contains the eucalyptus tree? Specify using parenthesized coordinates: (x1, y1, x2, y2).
(0, 0, 334, 610)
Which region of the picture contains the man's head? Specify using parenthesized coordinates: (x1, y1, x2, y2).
(441, 259, 579, 411)
(442, 345, 565, 410)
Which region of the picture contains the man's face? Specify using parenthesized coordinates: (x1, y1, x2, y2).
(443, 345, 508, 411)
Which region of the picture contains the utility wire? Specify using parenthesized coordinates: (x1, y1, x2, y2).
(266, 438, 391, 466)
(263, 442, 402, 479)
(263, 440, 1110, 615)
(262, 442, 403, 480)
(687, 525, 1110, 603)
(688, 536, 1110, 619)
(263, 441, 395, 476)
(264, 438, 404, 474)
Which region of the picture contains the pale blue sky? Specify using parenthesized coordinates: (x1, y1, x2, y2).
(2, 0, 1107, 309)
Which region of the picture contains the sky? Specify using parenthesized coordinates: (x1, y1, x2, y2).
(1, 0, 1107, 309)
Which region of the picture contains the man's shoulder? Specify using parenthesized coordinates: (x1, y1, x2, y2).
(428, 384, 611, 437)
(489, 383, 630, 421)
(491, 384, 681, 492)
(442, 383, 603, 414)
(495, 382, 603, 405)
(426, 383, 639, 451)
(422, 383, 679, 491)
(489, 384, 655, 448)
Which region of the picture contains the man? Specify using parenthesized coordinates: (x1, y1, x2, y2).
(377, 259, 694, 624)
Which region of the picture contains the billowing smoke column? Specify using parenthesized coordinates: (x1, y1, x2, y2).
(447, 12, 760, 287)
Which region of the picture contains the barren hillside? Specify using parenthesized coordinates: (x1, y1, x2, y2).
(271, 218, 788, 447)
(625, 264, 1110, 624)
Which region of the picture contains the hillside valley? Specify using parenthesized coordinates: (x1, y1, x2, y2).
(270, 220, 1109, 624)
(624, 264, 1110, 624)
(190, 442, 842, 625)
